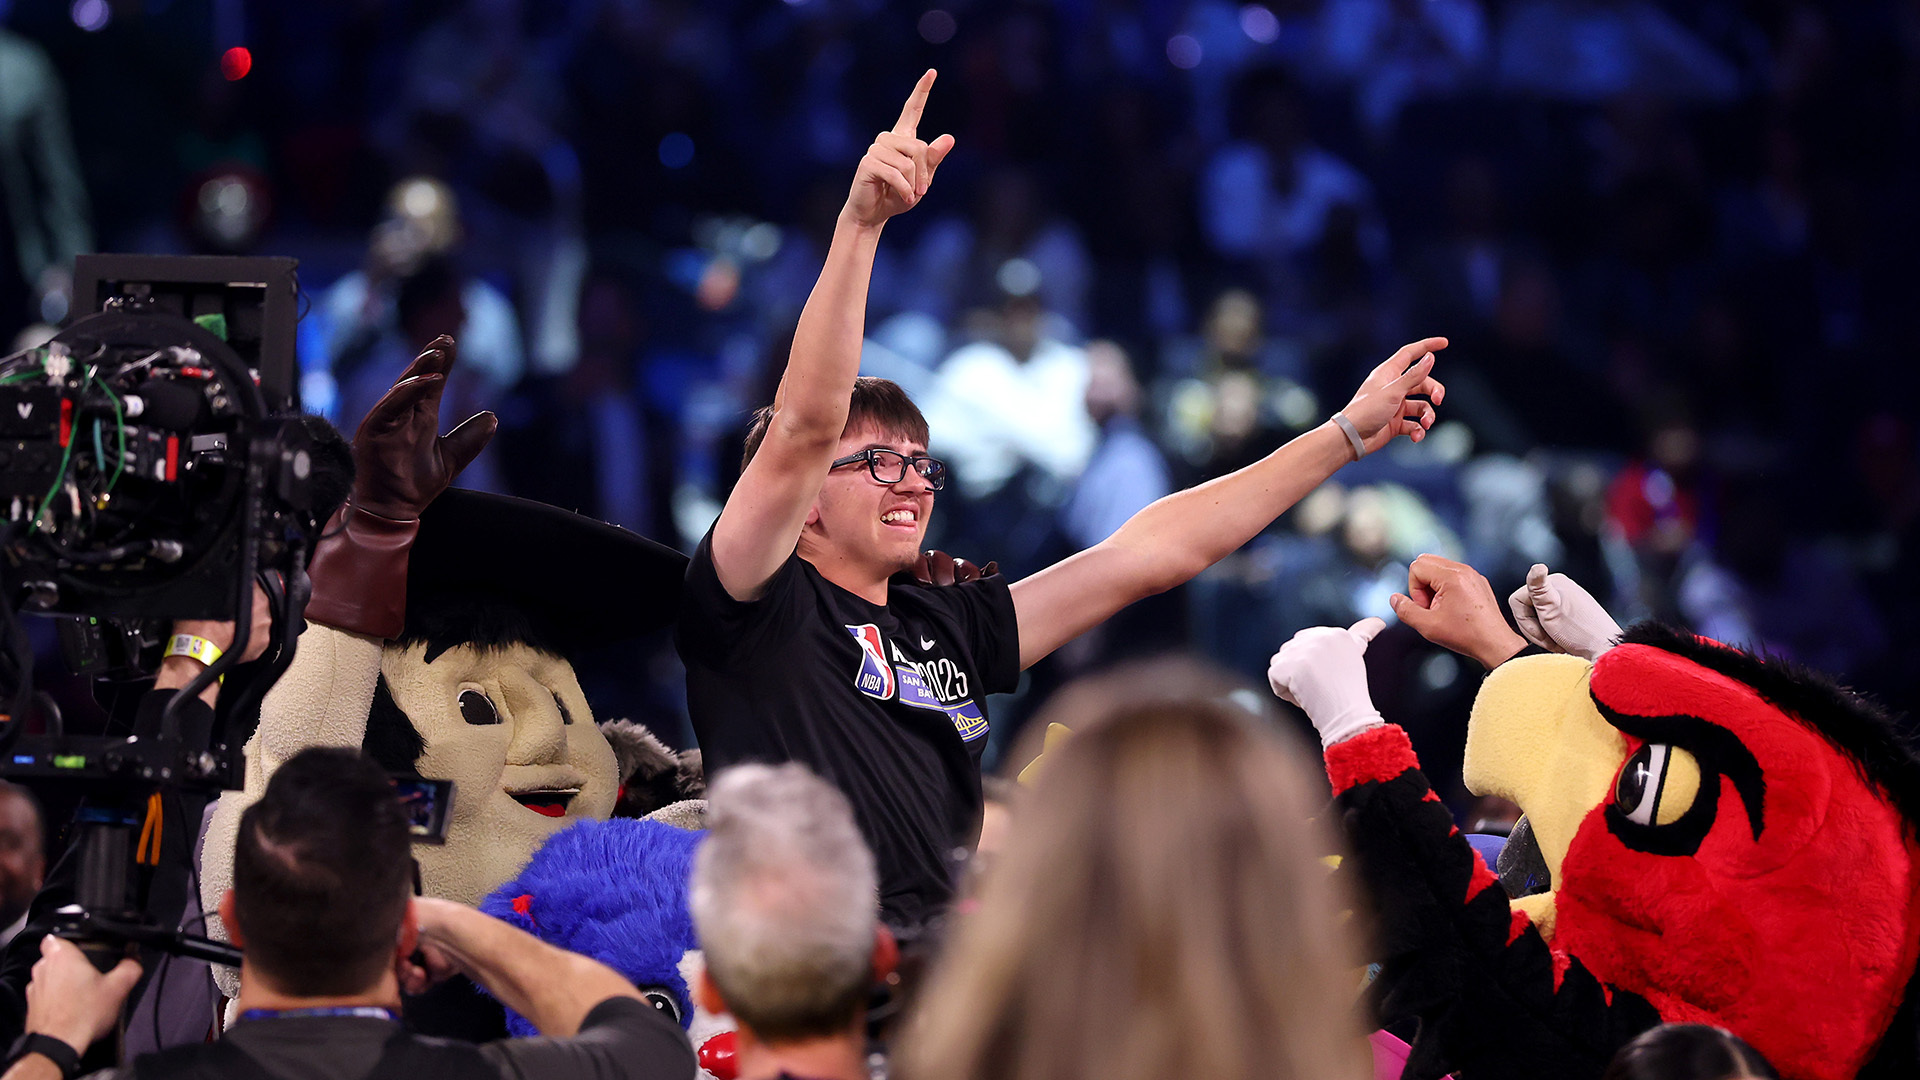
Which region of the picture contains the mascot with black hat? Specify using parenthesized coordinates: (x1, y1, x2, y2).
(199, 337, 692, 1033)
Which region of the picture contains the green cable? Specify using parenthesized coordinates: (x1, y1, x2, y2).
(91, 418, 104, 475)
(30, 427, 76, 533)
(89, 375, 125, 492)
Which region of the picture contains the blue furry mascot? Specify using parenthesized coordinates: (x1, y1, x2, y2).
(479, 819, 738, 1077)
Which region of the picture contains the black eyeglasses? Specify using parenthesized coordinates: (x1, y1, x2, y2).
(829, 448, 947, 490)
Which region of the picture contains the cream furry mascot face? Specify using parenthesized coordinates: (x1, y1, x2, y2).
(368, 621, 619, 905)
(203, 489, 688, 1004)
(357, 489, 686, 905)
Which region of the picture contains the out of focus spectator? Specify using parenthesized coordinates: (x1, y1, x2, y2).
(1495, 1, 1741, 103)
(304, 177, 524, 424)
(899, 670, 1371, 1080)
(1060, 342, 1169, 553)
(1201, 68, 1385, 319)
(1163, 289, 1317, 482)
(0, 26, 90, 337)
(690, 764, 888, 1080)
(501, 273, 678, 535)
(925, 285, 1094, 568)
(905, 166, 1091, 334)
(1042, 341, 1179, 686)
(335, 255, 505, 493)
(1317, 0, 1489, 141)
(928, 298, 1085, 499)
(0, 784, 42, 948)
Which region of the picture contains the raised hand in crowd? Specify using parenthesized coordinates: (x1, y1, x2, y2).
(1389, 554, 1527, 669)
(712, 70, 955, 604)
(844, 69, 955, 229)
(1508, 564, 1623, 661)
(348, 333, 496, 522)
(306, 333, 495, 640)
(1266, 617, 1387, 748)
(1335, 337, 1447, 454)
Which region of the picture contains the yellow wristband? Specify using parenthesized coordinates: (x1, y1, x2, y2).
(164, 634, 225, 684)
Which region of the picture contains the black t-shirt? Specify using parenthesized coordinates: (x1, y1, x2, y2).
(104, 996, 692, 1080)
(678, 531, 1020, 928)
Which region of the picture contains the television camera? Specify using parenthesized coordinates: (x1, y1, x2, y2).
(0, 255, 316, 972)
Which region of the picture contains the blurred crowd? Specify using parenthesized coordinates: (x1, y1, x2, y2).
(4, 0, 1918, 787)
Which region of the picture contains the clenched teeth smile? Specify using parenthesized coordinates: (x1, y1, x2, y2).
(882, 509, 918, 525)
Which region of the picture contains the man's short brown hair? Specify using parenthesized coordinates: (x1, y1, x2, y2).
(740, 376, 929, 471)
(233, 748, 413, 996)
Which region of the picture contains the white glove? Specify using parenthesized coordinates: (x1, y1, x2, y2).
(1507, 564, 1623, 661)
(1268, 618, 1387, 748)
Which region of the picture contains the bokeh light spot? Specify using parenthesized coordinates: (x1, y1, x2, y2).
(221, 46, 253, 81)
(996, 258, 1041, 298)
(1166, 35, 1202, 70)
(659, 133, 695, 170)
(918, 10, 956, 45)
(1239, 5, 1280, 44)
(70, 0, 109, 32)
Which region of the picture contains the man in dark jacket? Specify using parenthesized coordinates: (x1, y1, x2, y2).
(0, 747, 694, 1080)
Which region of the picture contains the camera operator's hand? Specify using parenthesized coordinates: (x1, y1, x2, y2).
(350, 334, 496, 522)
(155, 584, 273, 704)
(22, 936, 141, 1054)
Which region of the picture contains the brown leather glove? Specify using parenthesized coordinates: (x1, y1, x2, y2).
(305, 335, 497, 638)
(912, 549, 998, 586)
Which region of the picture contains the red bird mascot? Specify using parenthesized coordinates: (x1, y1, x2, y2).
(1268, 562, 1920, 1080)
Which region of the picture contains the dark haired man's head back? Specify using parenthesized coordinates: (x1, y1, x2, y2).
(231, 747, 413, 997)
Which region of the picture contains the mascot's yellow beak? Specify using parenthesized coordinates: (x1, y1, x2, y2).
(1462, 654, 1628, 939)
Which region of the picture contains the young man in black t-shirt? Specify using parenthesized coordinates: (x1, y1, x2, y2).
(679, 70, 1451, 930)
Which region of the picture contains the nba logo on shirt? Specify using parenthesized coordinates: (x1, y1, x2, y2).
(846, 624, 896, 700)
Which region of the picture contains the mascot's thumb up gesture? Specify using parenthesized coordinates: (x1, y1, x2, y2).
(1268, 618, 1387, 748)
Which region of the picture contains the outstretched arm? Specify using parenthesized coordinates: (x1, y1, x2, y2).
(711, 71, 955, 601)
(402, 898, 649, 1038)
(1010, 337, 1446, 669)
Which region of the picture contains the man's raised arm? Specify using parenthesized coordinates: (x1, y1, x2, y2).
(1010, 337, 1447, 669)
(710, 71, 954, 601)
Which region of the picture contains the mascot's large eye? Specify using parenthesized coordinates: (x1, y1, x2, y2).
(1614, 743, 1702, 827)
(458, 688, 501, 726)
(639, 986, 683, 1024)
(551, 689, 573, 725)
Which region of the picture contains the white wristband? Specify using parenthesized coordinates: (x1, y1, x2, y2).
(1331, 412, 1367, 461)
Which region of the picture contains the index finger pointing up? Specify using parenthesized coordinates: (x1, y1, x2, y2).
(894, 69, 937, 138)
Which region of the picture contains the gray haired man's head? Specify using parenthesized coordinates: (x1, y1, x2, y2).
(691, 763, 880, 1043)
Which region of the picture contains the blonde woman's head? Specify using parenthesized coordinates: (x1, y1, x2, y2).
(901, 665, 1371, 1080)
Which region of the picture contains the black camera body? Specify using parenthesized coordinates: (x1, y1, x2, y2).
(1, 255, 309, 622)
(0, 256, 319, 971)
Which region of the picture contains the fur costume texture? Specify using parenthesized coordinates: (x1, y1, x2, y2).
(1331, 624, 1920, 1080)
(480, 818, 735, 1075)
(199, 489, 688, 1003)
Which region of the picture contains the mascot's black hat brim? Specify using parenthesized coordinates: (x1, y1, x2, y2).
(407, 488, 687, 654)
